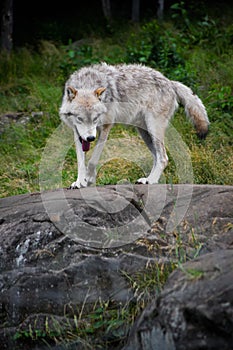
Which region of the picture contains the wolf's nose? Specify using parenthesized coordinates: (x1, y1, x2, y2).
(86, 136, 95, 142)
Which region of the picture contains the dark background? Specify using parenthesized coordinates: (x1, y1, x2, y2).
(1, 0, 232, 47)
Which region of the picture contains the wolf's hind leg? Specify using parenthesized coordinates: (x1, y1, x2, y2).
(136, 120, 168, 184)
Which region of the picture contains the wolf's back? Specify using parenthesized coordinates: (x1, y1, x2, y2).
(172, 81, 209, 139)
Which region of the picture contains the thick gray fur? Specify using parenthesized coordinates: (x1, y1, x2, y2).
(59, 63, 209, 188)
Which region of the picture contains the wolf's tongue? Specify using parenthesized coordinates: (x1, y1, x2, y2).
(82, 140, 90, 152)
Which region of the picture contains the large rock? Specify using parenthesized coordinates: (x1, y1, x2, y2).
(123, 249, 233, 350)
(0, 184, 232, 349)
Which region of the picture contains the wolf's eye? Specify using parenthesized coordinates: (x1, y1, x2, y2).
(93, 113, 102, 123)
(77, 117, 83, 123)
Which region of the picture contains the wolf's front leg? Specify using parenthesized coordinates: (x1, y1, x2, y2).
(85, 125, 112, 186)
(70, 131, 87, 189)
(85, 162, 97, 186)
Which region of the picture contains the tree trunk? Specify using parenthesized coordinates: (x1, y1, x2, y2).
(157, 0, 164, 20)
(101, 0, 112, 22)
(132, 0, 140, 22)
(1, 0, 13, 51)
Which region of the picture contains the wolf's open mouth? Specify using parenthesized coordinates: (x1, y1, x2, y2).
(79, 136, 90, 152)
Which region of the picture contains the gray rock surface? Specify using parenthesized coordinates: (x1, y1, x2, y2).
(0, 112, 43, 134)
(0, 184, 232, 349)
(123, 249, 233, 350)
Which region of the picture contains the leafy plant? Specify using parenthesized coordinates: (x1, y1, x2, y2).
(170, 1, 191, 29)
(126, 20, 196, 85)
(208, 85, 233, 113)
(59, 44, 97, 78)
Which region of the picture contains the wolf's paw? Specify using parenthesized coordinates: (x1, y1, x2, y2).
(136, 177, 149, 185)
(136, 177, 159, 185)
(85, 169, 96, 186)
(85, 175, 96, 186)
(69, 179, 87, 189)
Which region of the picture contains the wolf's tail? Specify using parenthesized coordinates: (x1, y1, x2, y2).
(172, 81, 209, 139)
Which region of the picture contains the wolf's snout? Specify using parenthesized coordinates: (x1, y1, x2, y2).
(86, 136, 95, 142)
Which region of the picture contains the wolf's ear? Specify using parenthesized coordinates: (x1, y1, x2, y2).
(94, 87, 106, 99)
(67, 86, 77, 101)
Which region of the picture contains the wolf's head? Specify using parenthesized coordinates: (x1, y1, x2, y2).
(60, 87, 107, 151)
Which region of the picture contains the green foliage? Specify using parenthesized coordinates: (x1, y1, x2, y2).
(170, 1, 191, 29)
(13, 301, 132, 349)
(123, 261, 176, 308)
(208, 85, 233, 114)
(59, 44, 97, 78)
(0, 10, 233, 198)
(125, 20, 196, 85)
(0, 42, 62, 114)
(171, 2, 233, 55)
(59, 38, 126, 79)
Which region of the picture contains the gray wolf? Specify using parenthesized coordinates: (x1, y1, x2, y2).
(59, 63, 209, 188)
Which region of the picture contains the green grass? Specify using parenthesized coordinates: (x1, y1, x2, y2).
(0, 16, 233, 198)
(11, 261, 176, 349)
